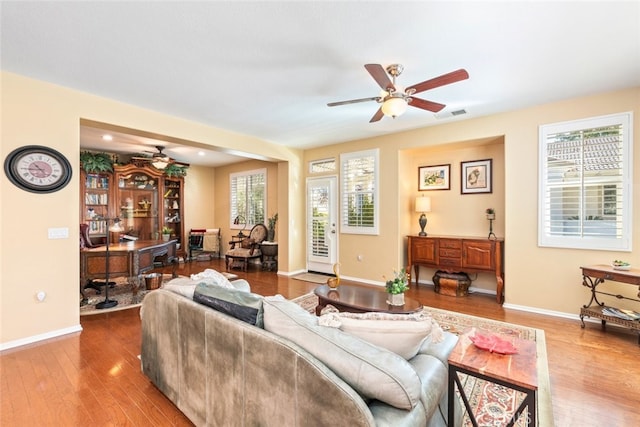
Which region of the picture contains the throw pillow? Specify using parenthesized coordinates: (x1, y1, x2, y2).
(193, 283, 264, 327)
(318, 309, 444, 360)
(262, 296, 421, 410)
(190, 268, 236, 289)
(162, 277, 199, 299)
(241, 238, 255, 248)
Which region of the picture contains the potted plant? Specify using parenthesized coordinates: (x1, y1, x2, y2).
(385, 268, 409, 306)
(485, 208, 495, 220)
(267, 213, 278, 242)
(164, 163, 188, 177)
(161, 226, 173, 242)
(80, 151, 114, 174)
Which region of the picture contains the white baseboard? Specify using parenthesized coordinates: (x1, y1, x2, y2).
(0, 324, 83, 352)
(503, 302, 577, 320)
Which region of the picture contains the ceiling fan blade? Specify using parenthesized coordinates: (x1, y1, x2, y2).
(327, 96, 380, 107)
(406, 69, 469, 95)
(365, 64, 395, 92)
(408, 97, 446, 113)
(369, 107, 384, 123)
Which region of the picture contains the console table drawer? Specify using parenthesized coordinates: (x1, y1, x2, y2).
(439, 239, 462, 249)
(440, 248, 461, 258)
(439, 257, 462, 268)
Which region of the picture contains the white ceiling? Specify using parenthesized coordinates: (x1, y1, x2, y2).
(2, 1, 639, 166)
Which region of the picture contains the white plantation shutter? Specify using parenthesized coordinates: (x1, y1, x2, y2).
(340, 149, 379, 235)
(230, 169, 266, 228)
(539, 112, 632, 251)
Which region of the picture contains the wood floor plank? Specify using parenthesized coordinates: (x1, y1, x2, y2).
(1, 257, 639, 426)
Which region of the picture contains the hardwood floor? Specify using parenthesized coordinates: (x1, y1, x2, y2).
(2, 258, 639, 426)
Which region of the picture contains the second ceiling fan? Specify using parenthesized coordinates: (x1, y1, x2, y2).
(328, 64, 469, 123)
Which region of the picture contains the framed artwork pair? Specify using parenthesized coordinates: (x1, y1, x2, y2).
(418, 159, 492, 194)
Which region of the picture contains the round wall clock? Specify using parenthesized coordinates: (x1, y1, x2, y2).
(4, 145, 73, 193)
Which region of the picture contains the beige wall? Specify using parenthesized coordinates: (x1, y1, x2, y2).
(2, 69, 638, 349)
(184, 165, 216, 232)
(0, 71, 304, 348)
(305, 87, 640, 315)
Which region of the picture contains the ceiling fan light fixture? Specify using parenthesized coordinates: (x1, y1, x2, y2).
(152, 159, 169, 169)
(381, 96, 408, 118)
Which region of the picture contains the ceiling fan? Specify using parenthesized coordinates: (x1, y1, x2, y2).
(131, 146, 189, 170)
(327, 64, 469, 123)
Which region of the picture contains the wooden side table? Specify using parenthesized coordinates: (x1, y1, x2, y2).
(448, 329, 538, 427)
(580, 265, 640, 345)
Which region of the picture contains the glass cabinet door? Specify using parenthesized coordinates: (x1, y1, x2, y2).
(118, 172, 159, 240)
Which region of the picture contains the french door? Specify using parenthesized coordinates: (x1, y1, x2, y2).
(306, 177, 338, 274)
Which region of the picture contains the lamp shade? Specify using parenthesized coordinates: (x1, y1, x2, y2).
(381, 97, 408, 117)
(152, 159, 169, 169)
(415, 196, 431, 213)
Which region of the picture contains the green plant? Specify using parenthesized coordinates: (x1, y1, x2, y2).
(164, 163, 188, 177)
(384, 268, 409, 295)
(80, 151, 114, 173)
(162, 226, 173, 235)
(268, 213, 278, 229)
(486, 208, 495, 214)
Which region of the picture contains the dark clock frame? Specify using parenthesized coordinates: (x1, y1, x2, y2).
(4, 145, 73, 193)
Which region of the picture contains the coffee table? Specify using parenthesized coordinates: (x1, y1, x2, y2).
(448, 329, 538, 427)
(313, 284, 422, 316)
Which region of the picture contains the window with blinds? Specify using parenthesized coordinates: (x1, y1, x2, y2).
(340, 149, 379, 235)
(309, 158, 336, 174)
(230, 168, 266, 229)
(538, 112, 632, 251)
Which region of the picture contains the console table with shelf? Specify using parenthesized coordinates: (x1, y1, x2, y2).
(407, 235, 504, 304)
(580, 265, 640, 345)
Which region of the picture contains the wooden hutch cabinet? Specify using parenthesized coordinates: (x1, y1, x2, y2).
(80, 170, 113, 244)
(407, 235, 505, 303)
(113, 164, 185, 255)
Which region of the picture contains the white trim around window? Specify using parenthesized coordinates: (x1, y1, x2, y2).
(538, 112, 633, 251)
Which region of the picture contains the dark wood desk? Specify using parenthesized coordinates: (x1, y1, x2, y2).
(314, 284, 423, 316)
(407, 235, 505, 304)
(80, 239, 178, 303)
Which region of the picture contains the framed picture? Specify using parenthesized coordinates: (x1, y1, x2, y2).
(418, 164, 450, 191)
(461, 159, 492, 194)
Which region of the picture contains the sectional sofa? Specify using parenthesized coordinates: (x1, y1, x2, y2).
(141, 283, 461, 426)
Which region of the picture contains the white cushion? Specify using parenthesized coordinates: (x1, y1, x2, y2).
(263, 296, 421, 410)
(162, 269, 242, 299)
(318, 309, 444, 360)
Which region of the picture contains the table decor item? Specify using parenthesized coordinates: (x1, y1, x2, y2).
(385, 268, 409, 306)
(612, 260, 631, 270)
(486, 208, 496, 239)
(469, 331, 518, 354)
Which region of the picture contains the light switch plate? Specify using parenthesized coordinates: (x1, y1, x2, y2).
(48, 227, 69, 239)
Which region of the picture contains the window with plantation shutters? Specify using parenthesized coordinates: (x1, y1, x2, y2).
(538, 112, 633, 251)
(340, 149, 379, 235)
(230, 169, 266, 229)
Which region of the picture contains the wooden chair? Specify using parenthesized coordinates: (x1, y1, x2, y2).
(225, 224, 268, 271)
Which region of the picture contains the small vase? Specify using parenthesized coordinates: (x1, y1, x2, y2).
(387, 293, 405, 306)
(162, 234, 170, 242)
(267, 227, 275, 242)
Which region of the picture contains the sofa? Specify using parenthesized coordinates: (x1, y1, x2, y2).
(141, 284, 461, 426)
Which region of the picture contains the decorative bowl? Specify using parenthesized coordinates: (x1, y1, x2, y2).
(612, 261, 631, 270)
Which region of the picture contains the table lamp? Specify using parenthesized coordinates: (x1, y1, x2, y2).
(415, 196, 431, 236)
(96, 218, 124, 309)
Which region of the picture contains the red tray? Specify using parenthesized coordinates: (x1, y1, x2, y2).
(469, 332, 518, 355)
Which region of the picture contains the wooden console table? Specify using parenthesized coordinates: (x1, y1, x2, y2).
(80, 239, 178, 303)
(407, 235, 504, 304)
(580, 265, 640, 345)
